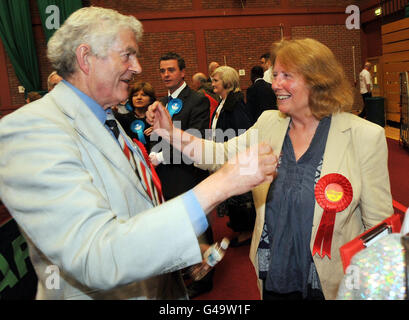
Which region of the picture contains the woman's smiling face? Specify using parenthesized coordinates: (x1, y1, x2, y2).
(271, 59, 310, 117)
(211, 72, 230, 100)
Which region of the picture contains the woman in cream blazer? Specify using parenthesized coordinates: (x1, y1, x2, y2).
(242, 110, 392, 299)
(147, 38, 393, 300)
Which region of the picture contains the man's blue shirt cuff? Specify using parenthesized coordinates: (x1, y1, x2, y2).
(181, 190, 208, 236)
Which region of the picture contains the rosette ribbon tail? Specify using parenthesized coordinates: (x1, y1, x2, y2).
(313, 208, 337, 259)
(313, 173, 353, 259)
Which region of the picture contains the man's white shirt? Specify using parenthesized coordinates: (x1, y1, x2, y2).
(359, 69, 373, 94)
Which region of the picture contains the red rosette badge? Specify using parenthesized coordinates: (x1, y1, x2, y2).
(313, 173, 353, 259)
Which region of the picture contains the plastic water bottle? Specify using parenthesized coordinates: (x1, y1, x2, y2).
(190, 237, 230, 281)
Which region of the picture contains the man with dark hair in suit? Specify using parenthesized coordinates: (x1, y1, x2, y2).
(151, 52, 210, 199)
(246, 65, 277, 124)
(260, 53, 273, 84)
(150, 52, 214, 298)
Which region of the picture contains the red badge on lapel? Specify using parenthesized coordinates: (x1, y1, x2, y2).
(313, 173, 353, 259)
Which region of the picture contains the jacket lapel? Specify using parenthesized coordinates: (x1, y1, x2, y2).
(311, 113, 352, 244)
(320, 113, 352, 177)
(250, 112, 290, 264)
(252, 112, 290, 228)
(177, 85, 190, 102)
(268, 113, 290, 158)
(50, 82, 152, 203)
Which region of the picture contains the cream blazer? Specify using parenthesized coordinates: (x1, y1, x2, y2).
(0, 82, 202, 299)
(201, 110, 393, 299)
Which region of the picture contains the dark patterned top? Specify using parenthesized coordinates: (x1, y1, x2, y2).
(258, 116, 331, 297)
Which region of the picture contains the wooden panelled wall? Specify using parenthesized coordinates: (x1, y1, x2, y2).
(382, 16, 409, 122)
(0, 0, 363, 116)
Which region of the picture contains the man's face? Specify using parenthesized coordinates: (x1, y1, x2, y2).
(260, 58, 270, 71)
(88, 28, 141, 109)
(191, 76, 200, 91)
(209, 62, 219, 75)
(159, 59, 185, 94)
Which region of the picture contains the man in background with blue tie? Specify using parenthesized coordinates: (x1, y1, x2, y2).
(152, 52, 213, 298)
(0, 7, 276, 300)
(152, 52, 210, 201)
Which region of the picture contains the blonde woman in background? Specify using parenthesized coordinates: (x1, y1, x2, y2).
(210, 65, 255, 247)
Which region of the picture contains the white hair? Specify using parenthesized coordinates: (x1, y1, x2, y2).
(47, 6, 143, 78)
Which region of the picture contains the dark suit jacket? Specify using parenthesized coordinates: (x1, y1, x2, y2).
(155, 85, 210, 200)
(246, 78, 277, 124)
(211, 91, 253, 142)
(113, 110, 154, 153)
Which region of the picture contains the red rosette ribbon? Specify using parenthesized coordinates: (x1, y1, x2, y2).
(313, 173, 353, 259)
(133, 138, 164, 204)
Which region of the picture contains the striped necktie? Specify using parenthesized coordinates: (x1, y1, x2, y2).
(105, 115, 163, 206)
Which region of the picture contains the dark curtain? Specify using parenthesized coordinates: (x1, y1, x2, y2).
(0, 1, 40, 93)
(36, 0, 83, 43)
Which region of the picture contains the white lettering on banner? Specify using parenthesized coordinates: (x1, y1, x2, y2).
(150, 122, 260, 174)
(158, 304, 252, 317)
(45, 5, 60, 30)
(345, 265, 360, 290)
(159, 304, 194, 317)
(238, 130, 259, 175)
(45, 265, 60, 290)
(345, 5, 360, 30)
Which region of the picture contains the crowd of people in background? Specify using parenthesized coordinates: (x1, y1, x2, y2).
(109, 57, 278, 156)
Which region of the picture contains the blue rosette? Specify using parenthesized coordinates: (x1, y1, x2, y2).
(130, 119, 147, 144)
(167, 98, 183, 118)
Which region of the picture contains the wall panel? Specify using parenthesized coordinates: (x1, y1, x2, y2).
(204, 27, 281, 91)
(292, 25, 362, 111)
(0, 0, 362, 113)
(133, 31, 198, 98)
(202, 0, 280, 9)
(382, 16, 409, 122)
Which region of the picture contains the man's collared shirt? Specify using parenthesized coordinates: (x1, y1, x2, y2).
(62, 79, 208, 236)
(168, 81, 187, 101)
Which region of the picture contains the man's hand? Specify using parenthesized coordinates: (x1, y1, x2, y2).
(146, 101, 173, 140)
